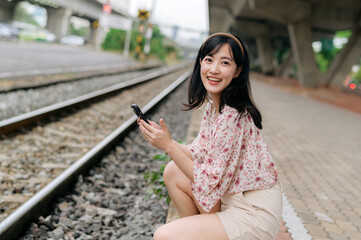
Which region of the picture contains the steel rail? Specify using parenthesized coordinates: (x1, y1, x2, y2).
(0, 61, 163, 93)
(0, 62, 159, 79)
(0, 69, 191, 239)
(0, 63, 189, 135)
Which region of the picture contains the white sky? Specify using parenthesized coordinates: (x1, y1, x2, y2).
(128, 0, 209, 42)
(129, 0, 208, 31)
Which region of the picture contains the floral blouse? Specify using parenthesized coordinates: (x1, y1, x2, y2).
(187, 101, 278, 212)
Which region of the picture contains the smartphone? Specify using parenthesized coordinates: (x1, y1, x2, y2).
(131, 104, 150, 124)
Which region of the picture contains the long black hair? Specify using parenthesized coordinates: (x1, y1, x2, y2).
(184, 33, 263, 129)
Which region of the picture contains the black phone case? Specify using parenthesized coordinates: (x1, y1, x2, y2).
(131, 104, 150, 124)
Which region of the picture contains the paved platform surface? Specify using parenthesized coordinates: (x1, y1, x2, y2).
(0, 41, 164, 91)
(253, 74, 361, 240)
(167, 74, 361, 240)
(0, 41, 131, 76)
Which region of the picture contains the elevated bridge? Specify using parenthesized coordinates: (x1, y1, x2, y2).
(0, 0, 133, 45)
(1, 0, 360, 88)
(209, 0, 361, 87)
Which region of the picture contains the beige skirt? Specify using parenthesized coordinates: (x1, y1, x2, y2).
(216, 182, 283, 240)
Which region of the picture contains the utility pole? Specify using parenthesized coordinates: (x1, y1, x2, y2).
(95, 0, 111, 50)
(135, 9, 149, 60)
(123, 22, 132, 58)
(144, 0, 157, 57)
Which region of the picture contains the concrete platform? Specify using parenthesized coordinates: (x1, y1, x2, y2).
(0, 41, 131, 75)
(0, 41, 163, 91)
(167, 73, 361, 240)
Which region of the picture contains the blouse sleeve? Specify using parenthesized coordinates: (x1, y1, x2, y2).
(189, 109, 245, 212)
(187, 103, 211, 161)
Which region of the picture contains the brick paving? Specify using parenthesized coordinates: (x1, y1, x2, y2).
(166, 73, 361, 240)
(252, 74, 361, 240)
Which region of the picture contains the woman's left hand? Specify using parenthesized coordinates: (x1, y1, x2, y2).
(138, 118, 173, 152)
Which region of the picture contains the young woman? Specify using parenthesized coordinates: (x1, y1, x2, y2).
(137, 32, 283, 240)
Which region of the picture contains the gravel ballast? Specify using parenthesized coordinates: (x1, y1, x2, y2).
(21, 82, 193, 240)
(0, 67, 169, 121)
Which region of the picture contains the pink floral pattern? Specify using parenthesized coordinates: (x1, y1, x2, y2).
(188, 101, 278, 212)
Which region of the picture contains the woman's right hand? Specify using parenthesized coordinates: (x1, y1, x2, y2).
(138, 118, 173, 153)
(137, 118, 161, 130)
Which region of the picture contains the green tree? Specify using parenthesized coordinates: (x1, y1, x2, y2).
(101, 25, 180, 61)
(315, 39, 339, 72)
(14, 3, 40, 27)
(69, 22, 89, 37)
(102, 28, 125, 50)
(314, 30, 352, 73)
(102, 28, 138, 52)
(274, 48, 290, 66)
(335, 30, 352, 38)
(350, 59, 361, 84)
(149, 26, 166, 60)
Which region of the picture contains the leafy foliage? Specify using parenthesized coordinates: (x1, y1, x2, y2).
(274, 48, 290, 66)
(102, 28, 128, 50)
(14, 3, 40, 27)
(149, 26, 166, 60)
(143, 141, 186, 207)
(314, 38, 341, 73)
(101, 25, 179, 61)
(335, 30, 361, 85)
(143, 152, 171, 205)
(314, 30, 352, 73)
(335, 30, 352, 38)
(69, 22, 89, 37)
(350, 59, 361, 85)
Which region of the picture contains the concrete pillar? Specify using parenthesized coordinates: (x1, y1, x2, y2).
(256, 36, 274, 74)
(123, 27, 132, 58)
(288, 20, 319, 87)
(277, 51, 295, 78)
(324, 30, 361, 87)
(0, 1, 17, 22)
(232, 21, 276, 73)
(88, 20, 98, 45)
(46, 7, 72, 40)
(245, 40, 259, 70)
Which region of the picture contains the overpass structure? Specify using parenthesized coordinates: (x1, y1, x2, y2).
(0, 0, 204, 53)
(0, 0, 133, 45)
(208, 0, 361, 87)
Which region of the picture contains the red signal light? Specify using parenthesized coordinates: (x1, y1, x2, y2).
(103, 4, 111, 13)
(349, 83, 356, 90)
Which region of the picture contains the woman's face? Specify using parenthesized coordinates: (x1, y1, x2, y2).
(200, 43, 241, 103)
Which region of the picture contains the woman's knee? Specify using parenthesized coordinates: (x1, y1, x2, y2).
(163, 161, 179, 185)
(153, 224, 170, 240)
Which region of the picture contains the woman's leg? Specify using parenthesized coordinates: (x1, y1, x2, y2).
(158, 161, 227, 240)
(163, 161, 220, 217)
(154, 213, 229, 240)
(163, 161, 198, 217)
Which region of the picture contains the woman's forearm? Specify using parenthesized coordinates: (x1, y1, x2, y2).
(165, 140, 194, 182)
(172, 140, 192, 159)
(137, 119, 194, 181)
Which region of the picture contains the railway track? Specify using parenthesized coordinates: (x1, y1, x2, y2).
(0, 65, 191, 239)
(0, 63, 188, 122)
(0, 63, 189, 134)
(0, 61, 162, 93)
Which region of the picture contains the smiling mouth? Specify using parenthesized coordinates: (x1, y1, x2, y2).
(207, 76, 221, 82)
